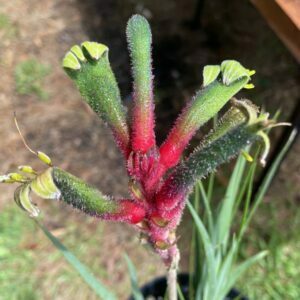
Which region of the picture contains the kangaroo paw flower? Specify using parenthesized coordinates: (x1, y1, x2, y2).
(63, 42, 130, 157)
(127, 15, 156, 153)
(159, 60, 254, 173)
(156, 99, 278, 213)
(1, 14, 286, 269)
(2, 159, 60, 217)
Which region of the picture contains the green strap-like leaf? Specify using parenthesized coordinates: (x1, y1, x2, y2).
(228, 250, 268, 289)
(36, 221, 116, 300)
(240, 128, 297, 237)
(214, 153, 247, 250)
(187, 202, 216, 294)
(124, 254, 144, 300)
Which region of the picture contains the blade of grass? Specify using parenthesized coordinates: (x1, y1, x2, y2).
(124, 254, 144, 300)
(35, 220, 116, 300)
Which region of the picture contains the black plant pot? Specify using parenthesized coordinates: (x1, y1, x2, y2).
(129, 273, 248, 300)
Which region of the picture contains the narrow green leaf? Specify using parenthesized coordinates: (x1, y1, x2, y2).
(124, 254, 144, 300)
(198, 181, 213, 235)
(187, 202, 216, 292)
(177, 283, 185, 300)
(241, 129, 297, 236)
(189, 188, 201, 299)
(213, 238, 238, 299)
(36, 221, 116, 300)
(228, 251, 268, 289)
(238, 161, 257, 242)
(207, 172, 215, 204)
(214, 153, 247, 249)
(233, 157, 257, 216)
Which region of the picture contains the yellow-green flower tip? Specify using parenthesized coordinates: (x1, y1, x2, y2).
(0, 175, 11, 183)
(221, 60, 250, 86)
(30, 168, 60, 199)
(81, 41, 108, 60)
(232, 99, 259, 124)
(9, 173, 28, 183)
(14, 184, 40, 218)
(37, 151, 52, 166)
(241, 150, 254, 162)
(244, 83, 255, 89)
(203, 65, 221, 87)
(247, 69, 256, 76)
(71, 45, 86, 62)
(257, 131, 270, 167)
(63, 51, 81, 70)
(18, 165, 37, 175)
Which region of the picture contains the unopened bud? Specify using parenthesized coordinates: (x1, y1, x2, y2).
(18, 165, 37, 175)
(37, 151, 52, 166)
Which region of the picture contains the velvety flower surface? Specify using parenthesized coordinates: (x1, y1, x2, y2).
(1, 15, 280, 267)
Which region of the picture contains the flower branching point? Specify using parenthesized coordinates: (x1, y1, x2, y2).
(1, 15, 284, 271)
